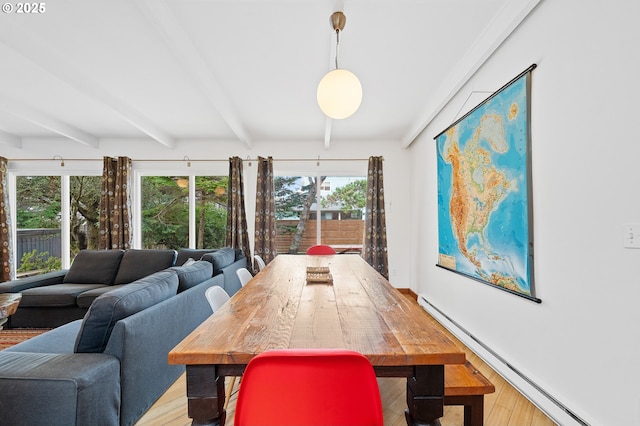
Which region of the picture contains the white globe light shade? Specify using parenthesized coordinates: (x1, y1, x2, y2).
(316, 69, 363, 119)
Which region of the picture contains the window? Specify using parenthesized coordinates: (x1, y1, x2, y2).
(141, 176, 190, 249)
(194, 176, 228, 249)
(275, 175, 365, 254)
(69, 176, 101, 257)
(141, 175, 227, 250)
(15, 176, 62, 276)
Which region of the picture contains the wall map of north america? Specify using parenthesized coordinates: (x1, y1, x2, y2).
(436, 70, 534, 298)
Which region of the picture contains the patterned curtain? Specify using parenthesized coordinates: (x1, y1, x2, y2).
(99, 156, 132, 250)
(226, 157, 251, 266)
(362, 156, 389, 279)
(254, 156, 277, 270)
(0, 157, 13, 282)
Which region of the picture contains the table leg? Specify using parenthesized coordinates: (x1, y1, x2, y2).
(186, 365, 226, 426)
(404, 365, 444, 426)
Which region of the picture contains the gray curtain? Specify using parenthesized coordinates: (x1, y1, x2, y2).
(362, 156, 389, 279)
(226, 157, 251, 264)
(99, 156, 132, 250)
(254, 156, 277, 270)
(0, 157, 13, 282)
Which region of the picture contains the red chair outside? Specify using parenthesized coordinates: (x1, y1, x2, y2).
(305, 244, 337, 255)
(234, 349, 383, 426)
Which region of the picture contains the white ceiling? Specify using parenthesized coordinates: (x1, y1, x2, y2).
(0, 0, 538, 151)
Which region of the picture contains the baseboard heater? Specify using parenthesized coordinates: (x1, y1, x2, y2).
(418, 294, 589, 426)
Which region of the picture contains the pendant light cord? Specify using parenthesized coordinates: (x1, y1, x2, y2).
(335, 29, 340, 69)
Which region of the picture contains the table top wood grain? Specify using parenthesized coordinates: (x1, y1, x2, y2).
(169, 255, 465, 368)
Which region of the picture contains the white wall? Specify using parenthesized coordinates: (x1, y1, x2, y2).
(410, 1, 640, 425)
(4, 138, 412, 287)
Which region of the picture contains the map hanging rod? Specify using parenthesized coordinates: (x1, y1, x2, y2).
(434, 63, 537, 140)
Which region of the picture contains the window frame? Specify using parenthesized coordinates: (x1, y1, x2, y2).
(6, 158, 367, 276)
(273, 159, 367, 249)
(133, 161, 228, 250)
(8, 160, 101, 273)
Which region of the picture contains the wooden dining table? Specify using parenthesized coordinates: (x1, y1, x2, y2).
(169, 254, 466, 426)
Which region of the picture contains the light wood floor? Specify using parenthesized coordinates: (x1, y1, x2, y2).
(136, 295, 557, 426)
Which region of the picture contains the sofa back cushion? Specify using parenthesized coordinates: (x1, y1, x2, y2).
(74, 270, 179, 353)
(201, 247, 238, 276)
(169, 261, 214, 292)
(63, 250, 125, 285)
(113, 249, 177, 285)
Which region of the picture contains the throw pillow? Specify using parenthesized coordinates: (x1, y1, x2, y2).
(74, 270, 179, 353)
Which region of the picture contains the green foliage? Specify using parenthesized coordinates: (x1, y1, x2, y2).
(69, 175, 101, 252)
(322, 179, 367, 212)
(16, 176, 62, 228)
(17, 249, 61, 273)
(16, 175, 101, 255)
(197, 205, 227, 248)
(274, 176, 314, 220)
(141, 176, 189, 249)
(15, 173, 230, 256)
(141, 176, 228, 250)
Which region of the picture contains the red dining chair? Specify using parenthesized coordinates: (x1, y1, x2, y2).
(234, 349, 383, 426)
(305, 244, 336, 255)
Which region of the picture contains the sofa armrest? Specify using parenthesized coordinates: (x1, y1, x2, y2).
(0, 269, 68, 293)
(4, 320, 81, 354)
(104, 277, 218, 426)
(0, 351, 120, 426)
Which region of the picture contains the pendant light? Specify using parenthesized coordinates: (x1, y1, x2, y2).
(316, 11, 362, 120)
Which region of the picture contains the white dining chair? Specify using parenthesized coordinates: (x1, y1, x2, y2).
(254, 255, 266, 271)
(204, 285, 238, 410)
(205, 286, 230, 314)
(236, 267, 253, 287)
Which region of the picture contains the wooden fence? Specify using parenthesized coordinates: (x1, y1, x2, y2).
(16, 229, 61, 269)
(276, 220, 363, 254)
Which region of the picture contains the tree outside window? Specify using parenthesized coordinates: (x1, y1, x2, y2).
(141, 176, 227, 250)
(275, 176, 365, 254)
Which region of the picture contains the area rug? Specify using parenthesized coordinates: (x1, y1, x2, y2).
(0, 329, 50, 350)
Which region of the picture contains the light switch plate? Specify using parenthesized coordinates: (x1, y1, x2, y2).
(623, 223, 640, 248)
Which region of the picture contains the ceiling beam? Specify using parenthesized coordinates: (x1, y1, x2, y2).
(0, 95, 98, 147)
(401, 0, 544, 148)
(0, 129, 21, 148)
(0, 22, 175, 149)
(134, 0, 252, 149)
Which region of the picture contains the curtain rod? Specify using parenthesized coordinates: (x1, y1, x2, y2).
(7, 157, 377, 163)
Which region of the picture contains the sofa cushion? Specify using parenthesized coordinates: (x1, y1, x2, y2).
(63, 250, 124, 285)
(20, 284, 108, 307)
(112, 249, 177, 285)
(76, 285, 127, 309)
(176, 248, 218, 266)
(74, 270, 179, 353)
(201, 247, 237, 276)
(169, 261, 214, 292)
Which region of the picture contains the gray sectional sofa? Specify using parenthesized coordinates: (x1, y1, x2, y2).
(0, 260, 221, 426)
(0, 247, 247, 329)
(0, 249, 177, 328)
